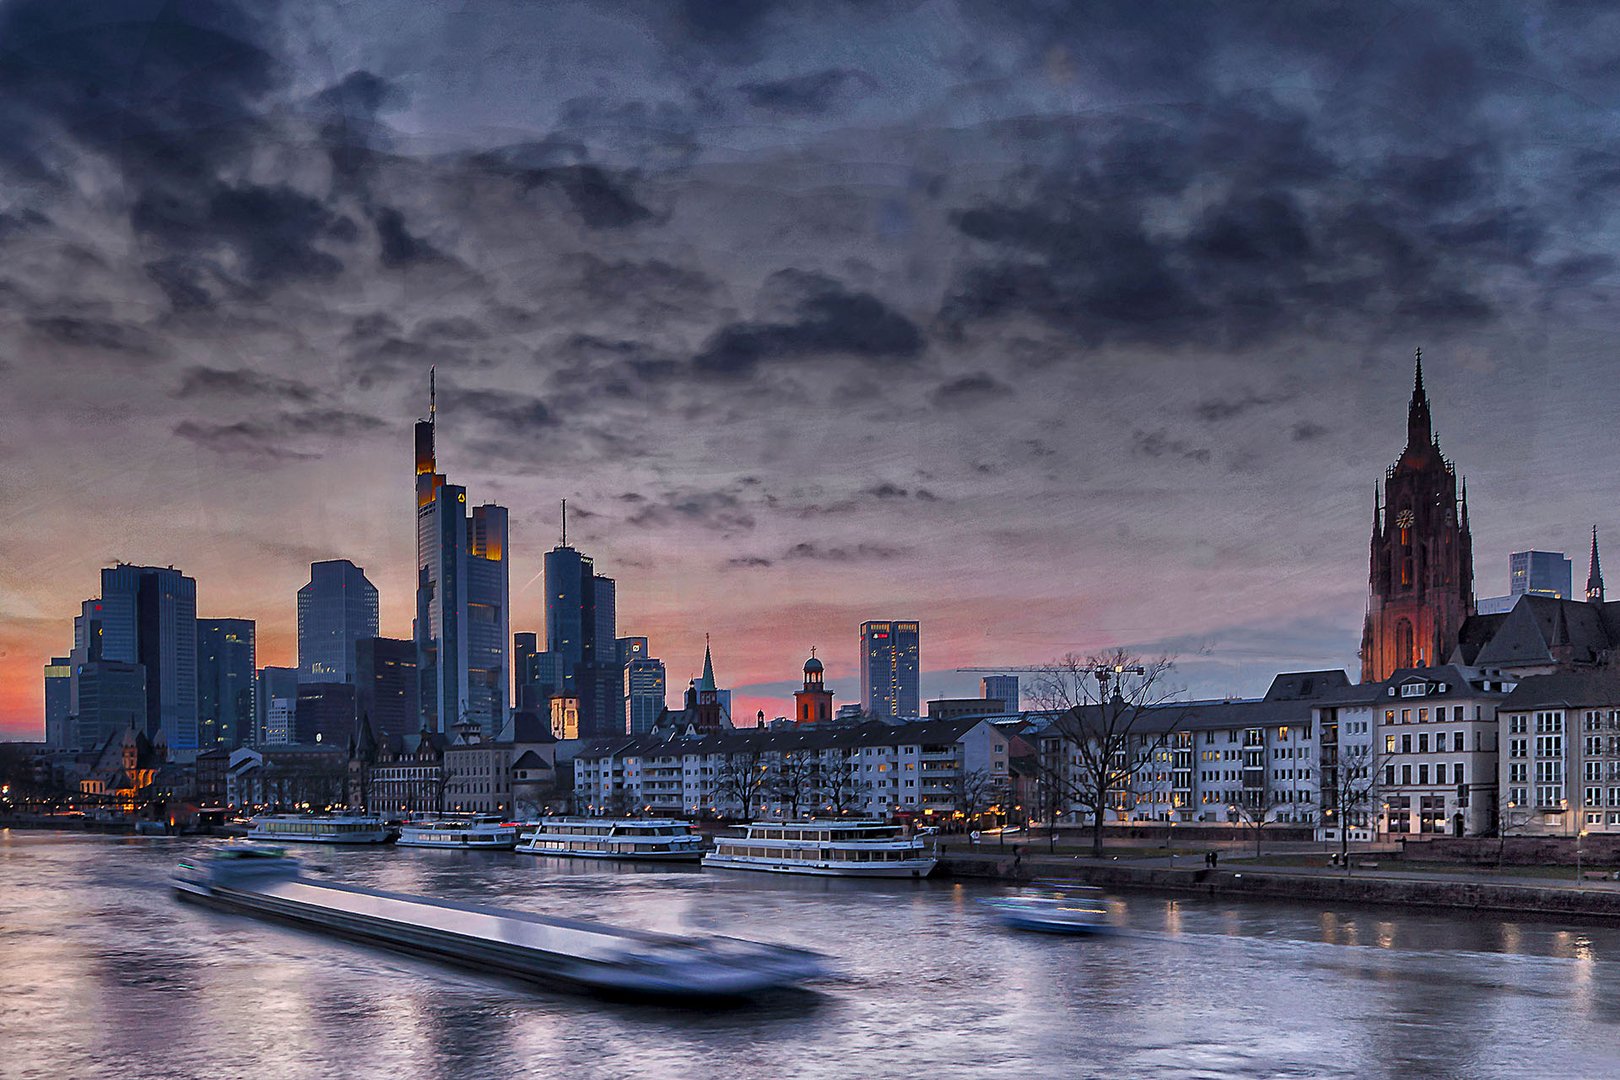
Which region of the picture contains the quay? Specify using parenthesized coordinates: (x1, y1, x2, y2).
(941, 851, 1620, 921)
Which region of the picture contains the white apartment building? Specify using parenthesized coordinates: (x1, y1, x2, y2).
(1499, 672, 1620, 836)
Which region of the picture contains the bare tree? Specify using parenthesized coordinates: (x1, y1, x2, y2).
(767, 749, 820, 820)
(1320, 741, 1386, 868)
(1025, 650, 1182, 857)
(818, 753, 869, 816)
(715, 735, 770, 821)
(950, 768, 999, 827)
(1227, 791, 1293, 858)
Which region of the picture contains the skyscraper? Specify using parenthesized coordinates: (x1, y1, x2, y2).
(1360, 352, 1475, 681)
(539, 508, 621, 737)
(981, 674, 1020, 711)
(294, 682, 357, 746)
(255, 666, 299, 744)
(860, 620, 921, 718)
(43, 656, 72, 749)
(93, 564, 199, 751)
(414, 370, 511, 735)
(297, 560, 379, 683)
(197, 618, 256, 749)
(71, 659, 147, 752)
(620, 636, 666, 734)
(354, 637, 418, 739)
(1509, 550, 1573, 600)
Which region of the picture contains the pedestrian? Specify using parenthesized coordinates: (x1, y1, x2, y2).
(1210, 850, 1219, 870)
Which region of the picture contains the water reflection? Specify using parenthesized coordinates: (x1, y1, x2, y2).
(1, 832, 1618, 1078)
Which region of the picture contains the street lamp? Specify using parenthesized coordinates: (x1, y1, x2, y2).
(1577, 829, 1588, 887)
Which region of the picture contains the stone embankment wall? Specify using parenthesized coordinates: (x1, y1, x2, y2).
(941, 854, 1620, 919)
(1398, 834, 1620, 867)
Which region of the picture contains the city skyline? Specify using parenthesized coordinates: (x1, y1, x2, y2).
(7, 2, 1620, 737)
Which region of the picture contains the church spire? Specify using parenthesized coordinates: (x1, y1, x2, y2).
(1372, 486, 1382, 539)
(1588, 526, 1605, 603)
(1407, 347, 1433, 451)
(698, 634, 717, 693)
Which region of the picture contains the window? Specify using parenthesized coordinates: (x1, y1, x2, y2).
(1385, 734, 1397, 754)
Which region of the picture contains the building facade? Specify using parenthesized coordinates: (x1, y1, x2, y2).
(981, 675, 1020, 712)
(293, 682, 357, 747)
(43, 656, 72, 750)
(197, 618, 256, 749)
(255, 666, 298, 744)
(1373, 666, 1506, 837)
(354, 636, 418, 739)
(296, 560, 379, 683)
(622, 637, 667, 736)
(90, 564, 200, 751)
(1361, 354, 1475, 681)
(1499, 672, 1620, 836)
(860, 619, 920, 719)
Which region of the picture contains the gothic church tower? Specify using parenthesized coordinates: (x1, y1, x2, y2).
(1360, 351, 1475, 681)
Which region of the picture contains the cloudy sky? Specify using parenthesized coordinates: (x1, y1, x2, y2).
(3, 0, 1619, 737)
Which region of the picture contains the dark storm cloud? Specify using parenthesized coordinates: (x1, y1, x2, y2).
(472, 154, 653, 229)
(1291, 421, 1330, 442)
(373, 207, 452, 268)
(27, 315, 155, 356)
(784, 541, 904, 561)
(738, 68, 874, 114)
(932, 373, 1013, 406)
(1193, 390, 1292, 423)
(175, 366, 317, 404)
(626, 490, 755, 533)
(132, 184, 353, 287)
(174, 408, 386, 460)
(1133, 429, 1211, 464)
(436, 386, 553, 431)
(693, 274, 923, 377)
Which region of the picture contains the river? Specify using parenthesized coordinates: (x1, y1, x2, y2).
(2, 831, 1617, 1079)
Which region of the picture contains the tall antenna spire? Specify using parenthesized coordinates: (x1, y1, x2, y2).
(561, 498, 567, 547)
(429, 365, 436, 423)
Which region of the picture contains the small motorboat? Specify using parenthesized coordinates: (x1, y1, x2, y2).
(980, 882, 1113, 935)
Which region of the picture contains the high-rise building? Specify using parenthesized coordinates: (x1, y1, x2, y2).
(414, 371, 511, 736)
(860, 620, 921, 718)
(92, 564, 199, 750)
(294, 682, 357, 747)
(539, 512, 621, 738)
(72, 660, 147, 751)
(197, 619, 256, 749)
(1360, 352, 1475, 681)
(620, 636, 666, 735)
(43, 656, 72, 749)
(1510, 550, 1573, 600)
(297, 560, 379, 683)
(981, 675, 1020, 711)
(354, 637, 418, 739)
(513, 632, 540, 708)
(256, 666, 299, 744)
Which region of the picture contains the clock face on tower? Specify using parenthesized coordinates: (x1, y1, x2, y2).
(1395, 509, 1415, 528)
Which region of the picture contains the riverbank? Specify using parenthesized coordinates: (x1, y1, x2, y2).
(941, 851, 1620, 920)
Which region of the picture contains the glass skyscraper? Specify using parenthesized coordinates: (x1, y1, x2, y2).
(89, 564, 199, 751)
(43, 656, 72, 749)
(860, 620, 921, 719)
(539, 536, 621, 737)
(1509, 550, 1573, 599)
(297, 560, 379, 683)
(197, 618, 256, 749)
(414, 375, 510, 736)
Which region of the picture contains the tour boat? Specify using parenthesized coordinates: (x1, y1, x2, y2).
(171, 847, 828, 1000)
(516, 818, 707, 862)
(245, 813, 392, 844)
(397, 815, 522, 850)
(980, 883, 1113, 935)
(702, 821, 938, 878)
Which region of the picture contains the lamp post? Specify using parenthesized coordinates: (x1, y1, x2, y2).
(1577, 829, 1588, 887)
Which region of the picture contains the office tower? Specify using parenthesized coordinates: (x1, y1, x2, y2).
(294, 682, 357, 746)
(297, 560, 379, 683)
(256, 666, 299, 744)
(414, 370, 511, 736)
(620, 636, 666, 735)
(981, 674, 1020, 711)
(1510, 550, 1573, 600)
(539, 507, 621, 737)
(354, 637, 418, 739)
(93, 564, 199, 750)
(513, 632, 540, 708)
(72, 660, 147, 751)
(44, 656, 72, 749)
(197, 619, 256, 749)
(860, 620, 921, 719)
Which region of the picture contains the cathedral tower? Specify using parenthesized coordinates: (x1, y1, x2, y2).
(1360, 351, 1475, 681)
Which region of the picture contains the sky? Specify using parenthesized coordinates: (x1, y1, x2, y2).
(3, 0, 1620, 738)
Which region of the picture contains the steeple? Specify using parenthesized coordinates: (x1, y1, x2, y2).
(698, 635, 717, 693)
(1371, 487, 1382, 539)
(1406, 347, 1432, 451)
(1588, 526, 1605, 603)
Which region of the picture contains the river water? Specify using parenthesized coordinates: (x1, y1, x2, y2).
(2, 831, 1618, 1080)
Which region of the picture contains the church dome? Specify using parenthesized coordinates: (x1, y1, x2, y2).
(804, 655, 824, 674)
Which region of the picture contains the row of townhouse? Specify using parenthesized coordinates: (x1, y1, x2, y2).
(570, 717, 1012, 821)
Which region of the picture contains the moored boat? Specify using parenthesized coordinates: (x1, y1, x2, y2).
(397, 815, 521, 849)
(245, 814, 392, 844)
(516, 817, 707, 862)
(702, 820, 937, 878)
(171, 848, 828, 1000)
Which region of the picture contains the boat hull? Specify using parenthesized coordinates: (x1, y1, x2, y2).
(244, 831, 392, 845)
(517, 846, 704, 862)
(702, 855, 937, 879)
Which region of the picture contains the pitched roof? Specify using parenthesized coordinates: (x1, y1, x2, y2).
(1501, 671, 1620, 711)
(1471, 595, 1617, 668)
(511, 750, 552, 769)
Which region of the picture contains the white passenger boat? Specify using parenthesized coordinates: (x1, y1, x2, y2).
(516, 818, 707, 862)
(397, 815, 521, 850)
(702, 821, 938, 878)
(245, 814, 392, 845)
(172, 848, 828, 1000)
